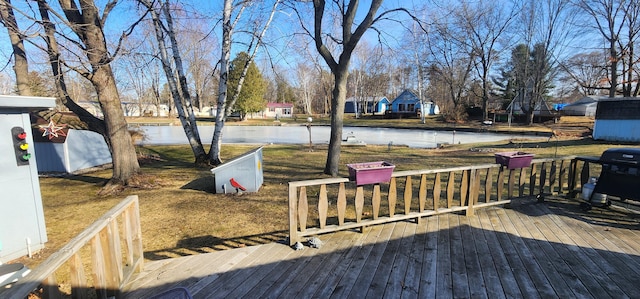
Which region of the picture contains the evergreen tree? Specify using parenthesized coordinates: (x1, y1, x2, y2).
(494, 43, 555, 123)
(228, 52, 267, 119)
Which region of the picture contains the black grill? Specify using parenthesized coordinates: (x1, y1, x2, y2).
(591, 148, 640, 201)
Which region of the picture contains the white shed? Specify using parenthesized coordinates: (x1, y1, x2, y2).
(210, 147, 263, 194)
(33, 124, 112, 173)
(593, 97, 640, 142)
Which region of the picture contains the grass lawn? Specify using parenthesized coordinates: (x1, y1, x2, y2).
(19, 116, 621, 270)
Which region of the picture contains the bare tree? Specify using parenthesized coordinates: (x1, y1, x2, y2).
(48, 0, 142, 188)
(399, 22, 429, 122)
(515, 0, 574, 124)
(180, 17, 218, 111)
(293, 34, 334, 115)
(139, 0, 208, 165)
(425, 13, 476, 121)
(293, 0, 410, 176)
(209, 0, 280, 165)
(454, 0, 517, 120)
(619, 0, 640, 96)
(295, 61, 315, 114)
(559, 50, 609, 95)
(0, 0, 31, 95)
(575, 0, 631, 97)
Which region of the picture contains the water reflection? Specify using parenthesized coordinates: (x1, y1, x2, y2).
(138, 125, 535, 148)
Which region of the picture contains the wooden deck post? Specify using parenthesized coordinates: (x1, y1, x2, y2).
(337, 182, 346, 225)
(372, 184, 381, 220)
(466, 169, 477, 216)
(404, 176, 413, 215)
(288, 184, 298, 246)
(318, 184, 328, 229)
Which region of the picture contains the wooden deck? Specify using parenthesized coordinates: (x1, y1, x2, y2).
(122, 197, 640, 298)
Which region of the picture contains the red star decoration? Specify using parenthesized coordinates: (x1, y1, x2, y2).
(39, 120, 67, 140)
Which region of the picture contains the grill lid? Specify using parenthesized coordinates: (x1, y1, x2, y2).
(599, 148, 640, 165)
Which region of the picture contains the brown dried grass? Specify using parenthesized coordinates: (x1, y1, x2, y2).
(21, 116, 618, 271)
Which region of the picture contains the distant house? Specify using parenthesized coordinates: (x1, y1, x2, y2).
(504, 93, 556, 123)
(344, 96, 390, 115)
(593, 97, 640, 142)
(389, 90, 439, 118)
(77, 101, 170, 117)
(562, 96, 601, 116)
(263, 102, 293, 118)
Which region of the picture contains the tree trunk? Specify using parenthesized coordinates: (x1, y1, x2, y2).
(609, 40, 617, 97)
(144, 0, 208, 165)
(481, 61, 490, 120)
(37, 0, 107, 136)
(57, 0, 140, 186)
(324, 68, 348, 176)
(0, 0, 30, 95)
(209, 0, 232, 165)
(93, 66, 140, 183)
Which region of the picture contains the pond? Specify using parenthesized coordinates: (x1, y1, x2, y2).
(136, 125, 542, 148)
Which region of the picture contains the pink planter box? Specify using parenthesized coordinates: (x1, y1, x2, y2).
(495, 152, 534, 169)
(347, 161, 395, 186)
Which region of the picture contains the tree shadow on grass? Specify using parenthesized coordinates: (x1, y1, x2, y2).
(52, 174, 109, 185)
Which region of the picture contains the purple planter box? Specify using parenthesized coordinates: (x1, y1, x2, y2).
(495, 152, 534, 169)
(347, 161, 395, 186)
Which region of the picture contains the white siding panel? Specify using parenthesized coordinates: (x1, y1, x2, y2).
(34, 142, 67, 172)
(593, 119, 640, 142)
(66, 130, 112, 173)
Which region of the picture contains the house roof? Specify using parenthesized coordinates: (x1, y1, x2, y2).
(567, 96, 600, 106)
(392, 90, 431, 104)
(267, 102, 293, 108)
(345, 96, 389, 103)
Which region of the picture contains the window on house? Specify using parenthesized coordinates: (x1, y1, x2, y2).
(283, 108, 291, 115)
(269, 107, 276, 112)
(408, 104, 415, 111)
(399, 104, 405, 111)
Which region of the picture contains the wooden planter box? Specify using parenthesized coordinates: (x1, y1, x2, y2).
(347, 161, 395, 185)
(495, 152, 534, 169)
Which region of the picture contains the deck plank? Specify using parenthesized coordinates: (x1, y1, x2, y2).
(243, 231, 344, 298)
(223, 243, 299, 298)
(465, 209, 505, 299)
(197, 242, 288, 298)
(122, 198, 640, 299)
(457, 214, 488, 299)
(525, 202, 625, 298)
(475, 208, 523, 298)
(505, 202, 589, 298)
(494, 208, 556, 297)
(543, 205, 640, 298)
(484, 208, 540, 297)
(345, 221, 398, 298)
(398, 215, 428, 299)
(302, 226, 382, 298)
(383, 219, 417, 298)
(124, 245, 259, 298)
(289, 231, 362, 298)
(366, 221, 413, 298)
(448, 213, 470, 299)
(418, 214, 439, 298)
(435, 212, 453, 298)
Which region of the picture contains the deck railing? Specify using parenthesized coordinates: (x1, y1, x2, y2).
(289, 156, 580, 245)
(1, 195, 143, 299)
